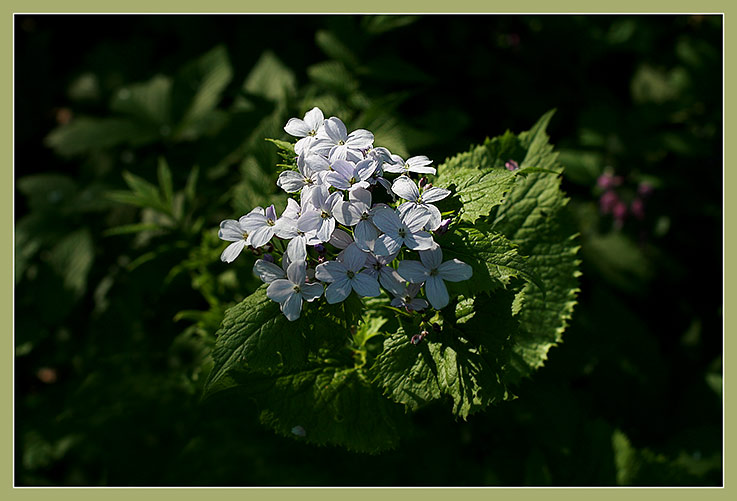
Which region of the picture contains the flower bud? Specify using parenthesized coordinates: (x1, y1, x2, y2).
(505, 160, 520, 171)
(314, 243, 326, 255)
(631, 198, 645, 220)
(418, 177, 429, 189)
(411, 334, 424, 345)
(599, 191, 619, 214)
(263, 253, 275, 263)
(637, 182, 654, 198)
(434, 218, 453, 236)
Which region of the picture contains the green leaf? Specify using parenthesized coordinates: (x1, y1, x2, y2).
(171, 45, 233, 136)
(242, 50, 296, 103)
(492, 142, 580, 380)
(44, 117, 159, 156)
(110, 75, 172, 126)
(157, 157, 174, 208)
(435, 147, 518, 224)
(371, 291, 516, 419)
(437, 224, 537, 294)
(47, 227, 95, 298)
(237, 365, 404, 453)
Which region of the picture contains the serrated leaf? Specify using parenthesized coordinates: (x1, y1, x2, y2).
(204, 286, 363, 398)
(237, 365, 404, 453)
(492, 162, 580, 381)
(435, 156, 517, 224)
(371, 291, 516, 419)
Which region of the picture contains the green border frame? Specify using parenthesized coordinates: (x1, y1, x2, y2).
(5, 1, 730, 499)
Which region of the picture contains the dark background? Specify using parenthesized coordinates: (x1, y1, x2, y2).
(15, 15, 722, 485)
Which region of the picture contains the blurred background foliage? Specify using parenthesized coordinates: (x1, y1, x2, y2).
(15, 14, 722, 485)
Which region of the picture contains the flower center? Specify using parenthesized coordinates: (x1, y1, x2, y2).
(321, 210, 330, 219)
(309, 129, 317, 136)
(346, 270, 355, 279)
(241, 232, 249, 240)
(338, 140, 345, 146)
(266, 219, 275, 226)
(373, 263, 382, 271)
(360, 212, 369, 220)
(293, 285, 301, 293)
(398, 228, 407, 238)
(429, 268, 439, 276)
(349, 176, 357, 184)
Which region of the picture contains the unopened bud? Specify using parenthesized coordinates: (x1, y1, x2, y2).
(637, 182, 654, 198)
(410, 334, 424, 345)
(505, 160, 520, 171)
(434, 218, 452, 236)
(314, 243, 326, 255)
(418, 177, 429, 189)
(263, 253, 275, 263)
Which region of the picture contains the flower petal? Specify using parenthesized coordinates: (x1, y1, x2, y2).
(355, 158, 377, 181)
(322, 117, 347, 143)
(325, 277, 352, 304)
(391, 176, 420, 202)
(408, 298, 429, 311)
(421, 186, 450, 203)
(248, 225, 275, 248)
(267, 279, 296, 303)
(281, 291, 303, 321)
(424, 275, 449, 309)
(287, 260, 307, 285)
(300, 282, 324, 302)
(351, 273, 381, 297)
(329, 228, 353, 249)
(373, 233, 402, 257)
(219, 219, 244, 241)
(286, 235, 307, 262)
(397, 260, 429, 283)
(333, 200, 362, 226)
(346, 129, 374, 149)
(353, 220, 379, 251)
(379, 268, 405, 296)
(303, 107, 324, 130)
(276, 170, 306, 193)
(349, 187, 372, 210)
(371, 207, 401, 235)
(331, 159, 355, 179)
(343, 243, 368, 272)
(297, 210, 322, 234)
(438, 259, 473, 282)
(403, 230, 435, 251)
(253, 259, 286, 283)
(316, 217, 336, 243)
(220, 240, 245, 263)
(315, 260, 347, 283)
(284, 118, 310, 137)
(419, 243, 443, 270)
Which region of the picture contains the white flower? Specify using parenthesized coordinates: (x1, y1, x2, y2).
(325, 159, 376, 192)
(371, 206, 435, 256)
(266, 261, 324, 321)
(397, 243, 472, 309)
(276, 152, 327, 201)
(312, 117, 374, 162)
(391, 175, 450, 231)
(284, 107, 325, 156)
(390, 283, 429, 312)
(296, 186, 343, 242)
(363, 251, 405, 295)
(314, 244, 380, 303)
(218, 218, 252, 263)
(332, 187, 380, 252)
(239, 205, 280, 248)
(253, 257, 288, 283)
(383, 155, 436, 175)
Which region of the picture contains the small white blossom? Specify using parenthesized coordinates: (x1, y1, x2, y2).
(218, 218, 252, 263)
(371, 206, 435, 256)
(239, 205, 280, 248)
(314, 245, 380, 303)
(284, 107, 325, 156)
(392, 176, 450, 231)
(397, 243, 472, 309)
(383, 155, 436, 175)
(266, 261, 324, 321)
(296, 187, 343, 242)
(312, 117, 374, 162)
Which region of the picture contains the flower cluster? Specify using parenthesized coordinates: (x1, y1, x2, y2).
(596, 170, 654, 228)
(218, 107, 472, 321)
